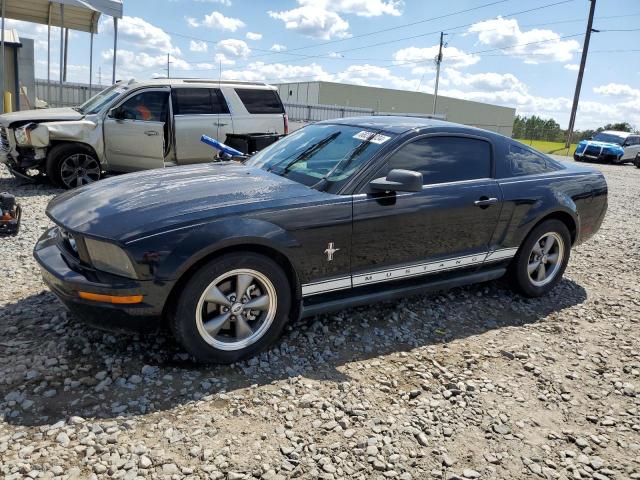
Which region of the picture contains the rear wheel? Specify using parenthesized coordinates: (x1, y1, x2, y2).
(46, 143, 101, 189)
(170, 252, 292, 363)
(511, 219, 571, 297)
(635, 154, 640, 168)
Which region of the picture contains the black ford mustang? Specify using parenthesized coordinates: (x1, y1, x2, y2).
(34, 117, 608, 363)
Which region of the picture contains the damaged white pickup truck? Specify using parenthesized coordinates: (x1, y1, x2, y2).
(0, 79, 287, 188)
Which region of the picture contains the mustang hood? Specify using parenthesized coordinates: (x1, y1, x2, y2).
(47, 162, 320, 241)
(0, 107, 83, 127)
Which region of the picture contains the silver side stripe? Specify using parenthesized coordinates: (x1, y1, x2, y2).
(301, 277, 352, 296)
(301, 247, 519, 297)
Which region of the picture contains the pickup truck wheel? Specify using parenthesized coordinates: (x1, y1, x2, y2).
(170, 252, 292, 364)
(511, 219, 571, 297)
(46, 144, 101, 189)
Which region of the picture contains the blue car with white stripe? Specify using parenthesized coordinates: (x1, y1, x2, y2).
(574, 130, 640, 164)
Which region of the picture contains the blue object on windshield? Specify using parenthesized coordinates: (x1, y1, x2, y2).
(200, 135, 245, 157)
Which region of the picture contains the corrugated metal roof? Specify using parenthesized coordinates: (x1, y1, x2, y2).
(1, 0, 123, 34)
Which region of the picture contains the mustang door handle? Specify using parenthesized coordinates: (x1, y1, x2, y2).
(474, 197, 499, 208)
(144, 130, 159, 136)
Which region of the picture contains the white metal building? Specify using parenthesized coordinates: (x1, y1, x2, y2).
(275, 81, 516, 136)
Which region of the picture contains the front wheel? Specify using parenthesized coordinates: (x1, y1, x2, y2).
(46, 144, 101, 189)
(511, 219, 571, 297)
(170, 252, 292, 363)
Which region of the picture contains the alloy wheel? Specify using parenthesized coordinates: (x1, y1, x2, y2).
(60, 154, 101, 188)
(527, 232, 565, 287)
(195, 269, 277, 351)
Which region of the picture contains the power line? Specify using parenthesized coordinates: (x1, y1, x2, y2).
(166, 0, 576, 69)
(231, 0, 586, 70)
(250, 0, 513, 58)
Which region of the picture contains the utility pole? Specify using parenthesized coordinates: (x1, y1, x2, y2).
(166, 54, 171, 79)
(565, 0, 597, 148)
(98, 66, 102, 86)
(432, 31, 447, 116)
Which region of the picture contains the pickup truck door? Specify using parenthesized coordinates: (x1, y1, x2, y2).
(351, 135, 503, 287)
(103, 87, 169, 172)
(173, 87, 234, 164)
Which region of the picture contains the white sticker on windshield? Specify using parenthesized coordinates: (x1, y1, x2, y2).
(353, 131, 391, 144)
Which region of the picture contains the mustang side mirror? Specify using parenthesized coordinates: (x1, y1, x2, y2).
(109, 106, 125, 120)
(369, 169, 423, 193)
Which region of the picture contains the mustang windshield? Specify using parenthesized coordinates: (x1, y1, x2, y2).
(77, 84, 130, 115)
(592, 132, 625, 145)
(246, 124, 394, 190)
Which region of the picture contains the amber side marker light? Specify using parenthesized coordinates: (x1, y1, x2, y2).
(79, 292, 143, 304)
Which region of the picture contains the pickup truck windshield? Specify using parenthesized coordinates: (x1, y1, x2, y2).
(77, 84, 130, 115)
(245, 124, 394, 190)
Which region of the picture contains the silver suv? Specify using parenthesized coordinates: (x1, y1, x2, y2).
(0, 79, 288, 188)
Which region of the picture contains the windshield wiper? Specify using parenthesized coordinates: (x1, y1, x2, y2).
(268, 131, 341, 174)
(311, 131, 376, 190)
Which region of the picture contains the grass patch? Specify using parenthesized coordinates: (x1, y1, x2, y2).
(514, 139, 577, 157)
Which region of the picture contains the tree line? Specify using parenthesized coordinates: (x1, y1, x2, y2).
(512, 115, 637, 143)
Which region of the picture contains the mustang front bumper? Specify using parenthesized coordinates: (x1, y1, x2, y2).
(34, 227, 171, 332)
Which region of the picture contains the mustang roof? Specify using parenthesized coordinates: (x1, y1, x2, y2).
(321, 115, 488, 135)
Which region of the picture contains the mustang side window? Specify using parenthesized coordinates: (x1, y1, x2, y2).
(381, 136, 491, 185)
(509, 144, 563, 176)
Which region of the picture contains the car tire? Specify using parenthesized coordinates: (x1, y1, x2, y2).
(170, 252, 292, 363)
(635, 154, 640, 168)
(46, 143, 102, 189)
(510, 219, 571, 298)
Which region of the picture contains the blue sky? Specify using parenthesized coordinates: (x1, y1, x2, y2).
(8, 0, 640, 129)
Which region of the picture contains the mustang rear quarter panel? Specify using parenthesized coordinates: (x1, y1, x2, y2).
(495, 171, 605, 248)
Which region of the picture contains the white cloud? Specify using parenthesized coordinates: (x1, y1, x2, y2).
(393, 45, 480, 73)
(270, 43, 287, 52)
(214, 53, 236, 65)
(101, 49, 191, 78)
(269, 6, 350, 40)
(468, 17, 580, 63)
(189, 40, 209, 52)
(216, 39, 251, 59)
(201, 11, 245, 32)
(196, 0, 232, 5)
(298, 0, 403, 17)
(593, 83, 640, 99)
(563, 63, 579, 71)
(246, 32, 263, 40)
(102, 16, 181, 55)
(221, 61, 330, 83)
(186, 17, 200, 28)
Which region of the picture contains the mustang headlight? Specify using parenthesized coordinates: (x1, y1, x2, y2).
(84, 238, 138, 279)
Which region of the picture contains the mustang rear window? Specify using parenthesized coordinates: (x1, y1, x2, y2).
(235, 88, 284, 114)
(509, 145, 563, 176)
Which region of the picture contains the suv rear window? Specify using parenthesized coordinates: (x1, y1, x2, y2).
(172, 88, 229, 115)
(235, 88, 284, 114)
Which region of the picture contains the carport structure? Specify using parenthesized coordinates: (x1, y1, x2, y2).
(0, 0, 123, 110)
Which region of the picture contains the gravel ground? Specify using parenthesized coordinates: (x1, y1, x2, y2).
(0, 160, 638, 480)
